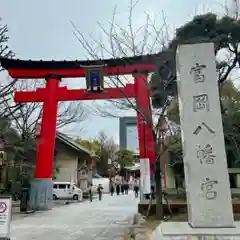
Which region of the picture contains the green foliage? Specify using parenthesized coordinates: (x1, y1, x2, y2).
(0, 118, 28, 162)
(78, 139, 100, 154)
(78, 139, 92, 150)
(168, 139, 183, 177)
(95, 131, 118, 176)
(0, 118, 37, 187)
(52, 164, 60, 180)
(169, 109, 240, 175)
(166, 98, 180, 125)
(167, 81, 240, 124)
(150, 13, 240, 109)
(172, 14, 240, 50)
(220, 81, 240, 113)
(115, 148, 135, 167)
(0, 20, 38, 186)
(150, 71, 177, 108)
(223, 110, 240, 168)
(78, 131, 118, 176)
(168, 81, 240, 175)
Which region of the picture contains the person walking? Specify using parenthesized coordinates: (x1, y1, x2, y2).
(121, 181, 124, 195)
(97, 184, 103, 201)
(89, 184, 93, 202)
(134, 180, 139, 198)
(110, 182, 115, 196)
(116, 184, 120, 195)
(124, 180, 129, 195)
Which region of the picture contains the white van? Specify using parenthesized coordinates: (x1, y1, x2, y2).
(53, 182, 83, 201)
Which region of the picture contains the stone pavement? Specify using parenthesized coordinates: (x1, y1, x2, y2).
(10, 191, 138, 240)
(11, 199, 85, 221)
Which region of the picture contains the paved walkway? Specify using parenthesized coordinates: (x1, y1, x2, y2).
(10, 191, 138, 240)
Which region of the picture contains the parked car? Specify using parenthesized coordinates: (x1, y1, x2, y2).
(53, 182, 82, 201)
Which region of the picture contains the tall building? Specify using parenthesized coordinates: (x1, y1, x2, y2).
(119, 117, 138, 153)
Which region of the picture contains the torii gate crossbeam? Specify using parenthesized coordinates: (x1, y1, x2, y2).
(0, 55, 157, 210)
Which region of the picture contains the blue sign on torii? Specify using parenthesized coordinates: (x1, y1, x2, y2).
(86, 67, 104, 91)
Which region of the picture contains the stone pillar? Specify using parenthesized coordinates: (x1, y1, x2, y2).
(152, 43, 238, 240)
(177, 42, 234, 228)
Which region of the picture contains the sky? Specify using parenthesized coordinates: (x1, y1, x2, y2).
(0, 0, 227, 144)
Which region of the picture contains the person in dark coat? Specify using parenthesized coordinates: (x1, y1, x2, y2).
(121, 183, 124, 194)
(116, 184, 120, 195)
(134, 181, 139, 198)
(124, 180, 129, 195)
(89, 184, 93, 202)
(97, 184, 103, 200)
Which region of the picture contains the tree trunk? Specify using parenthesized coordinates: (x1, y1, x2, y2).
(155, 159, 163, 218)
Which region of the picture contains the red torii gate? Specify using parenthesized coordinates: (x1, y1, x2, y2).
(0, 55, 157, 210)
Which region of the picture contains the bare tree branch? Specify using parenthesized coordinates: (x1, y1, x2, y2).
(71, 0, 167, 120)
(2, 79, 87, 137)
(0, 18, 16, 120)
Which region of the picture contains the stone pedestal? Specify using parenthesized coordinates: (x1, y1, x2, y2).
(152, 222, 240, 240)
(28, 179, 53, 210)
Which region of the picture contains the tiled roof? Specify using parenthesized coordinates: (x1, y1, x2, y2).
(124, 163, 140, 171)
(0, 53, 160, 69)
(56, 132, 98, 157)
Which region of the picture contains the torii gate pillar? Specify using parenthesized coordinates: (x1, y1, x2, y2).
(134, 72, 155, 187)
(29, 75, 60, 210)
